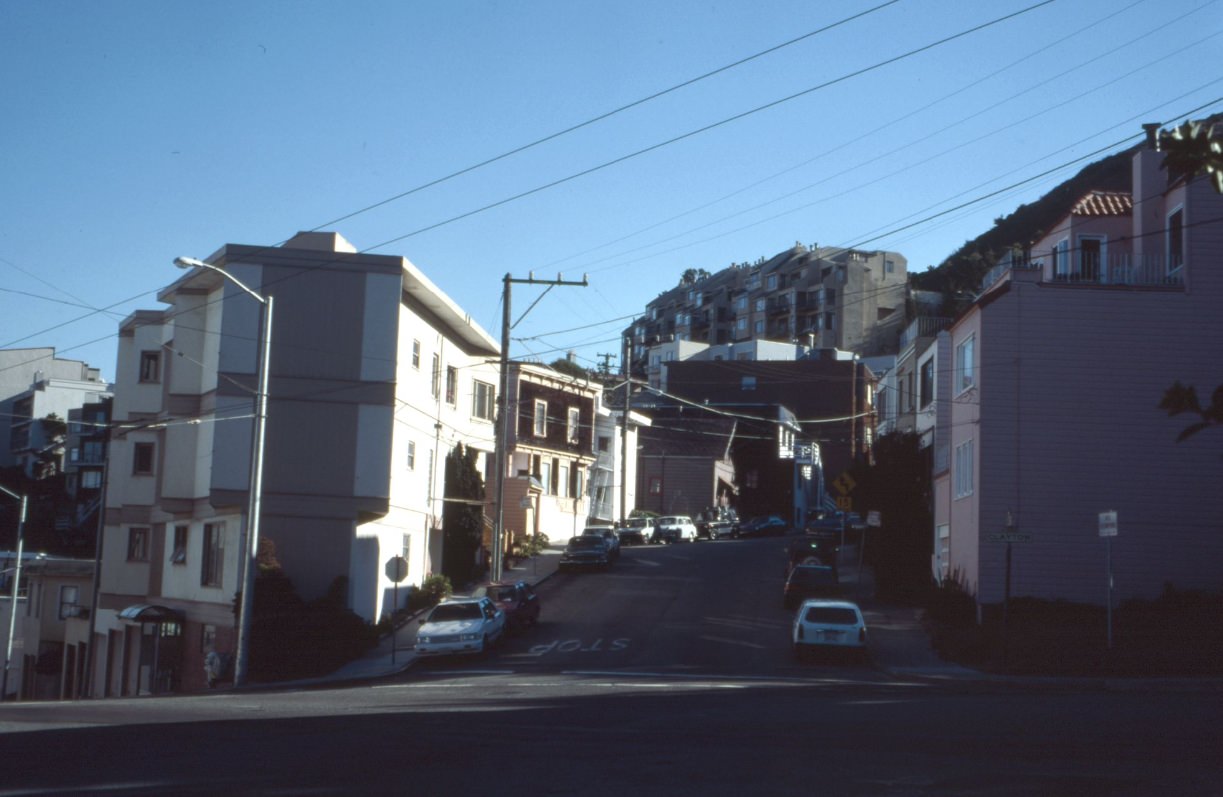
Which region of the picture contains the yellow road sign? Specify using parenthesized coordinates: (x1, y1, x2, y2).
(832, 472, 857, 496)
(835, 496, 853, 511)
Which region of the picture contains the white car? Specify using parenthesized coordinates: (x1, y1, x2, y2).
(415, 597, 506, 657)
(791, 599, 868, 661)
(653, 515, 699, 543)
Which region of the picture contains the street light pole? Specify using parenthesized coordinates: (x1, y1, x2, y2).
(1, 484, 28, 702)
(174, 257, 272, 688)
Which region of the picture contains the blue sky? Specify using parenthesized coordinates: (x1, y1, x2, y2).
(2, 0, 1220, 381)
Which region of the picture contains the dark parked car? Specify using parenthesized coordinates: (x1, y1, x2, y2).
(582, 526, 620, 559)
(785, 536, 839, 576)
(783, 564, 839, 609)
(560, 536, 611, 571)
(472, 580, 540, 633)
(739, 515, 789, 538)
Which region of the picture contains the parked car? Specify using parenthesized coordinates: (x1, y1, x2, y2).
(739, 514, 789, 538)
(582, 526, 620, 559)
(783, 563, 839, 609)
(472, 580, 540, 633)
(696, 508, 739, 539)
(561, 535, 612, 570)
(791, 599, 868, 661)
(415, 597, 506, 657)
(652, 515, 699, 543)
(785, 536, 839, 577)
(617, 516, 655, 546)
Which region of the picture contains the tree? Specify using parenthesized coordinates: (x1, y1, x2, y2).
(1159, 381, 1223, 441)
(678, 268, 711, 286)
(440, 442, 486, 585)
(1160, 120, 1223, 194)
(549, 357, 590, 380)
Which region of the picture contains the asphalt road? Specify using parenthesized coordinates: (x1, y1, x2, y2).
(2, 536, 1221, 796)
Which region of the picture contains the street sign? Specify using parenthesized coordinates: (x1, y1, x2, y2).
(1098, 510, 1118, 537)
(832, 472, 857, 496)
(835, 496, 853, 511)
(866, 510, 882, 527)
(986, 532, 1032, 543)
(385, 555, 409, 583)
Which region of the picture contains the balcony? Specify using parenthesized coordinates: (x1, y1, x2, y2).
(767, 296, 791, 315)
(981, 253, 1184, 294)
(898, 317, 952, 352)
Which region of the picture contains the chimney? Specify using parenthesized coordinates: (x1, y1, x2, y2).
(1142, 122, 1161, 150)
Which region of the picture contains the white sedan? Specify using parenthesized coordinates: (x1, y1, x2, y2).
(791, 599, 868, 662)
(415, 597, 506, 657)
(653, 515, 699, 543)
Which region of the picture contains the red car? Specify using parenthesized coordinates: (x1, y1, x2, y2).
(473, 580, 541, 633)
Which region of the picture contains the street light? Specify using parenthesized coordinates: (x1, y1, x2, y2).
(174, 256, 273, 688)
(0, 483, 28, 702)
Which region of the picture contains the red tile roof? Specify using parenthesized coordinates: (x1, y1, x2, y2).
(1071, 191, 1132, 217)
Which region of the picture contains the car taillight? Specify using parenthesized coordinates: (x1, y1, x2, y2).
(858, 627, 867, 643)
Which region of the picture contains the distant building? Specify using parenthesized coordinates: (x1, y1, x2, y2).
(629, 243, 908, 377)
(1, 349, 109, 475)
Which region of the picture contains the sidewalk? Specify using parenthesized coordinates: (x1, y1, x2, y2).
(313, 545, 565, 686)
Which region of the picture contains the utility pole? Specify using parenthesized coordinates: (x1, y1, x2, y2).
(492, 272, 588, 583)
(619, 336, 631, 526)
(596, 352, 615, 379)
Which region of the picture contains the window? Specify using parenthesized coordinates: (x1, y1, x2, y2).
(533, 400, 548, 437)
(736, 318, 747, 331)
(754, 320, 764, 334)
(919, 359, 935, 410)
(955, 335, 975, 394)
(472, 380, 495, 421)
(885, 259, 895, 274)
(407, 440, 416, 470)
(597, 436, 610, 453)
(954, 440, 974, 499)
(741, 375, 757, 391)
(445, 366, 457, 405)
(574, 467, 584, 499)
(401, 534, 411, 572)
(1078, 236, 1103, 281)
(540, 460, 553, 495)
(431, 354, 441, 399)
(649, 476, 662, 495)
(133, 442, 154, 475)
(127, 527, 150, 562)
(754, 298, 766, 312)
(412, 340, 421, 369)
(1053, 239, 1069, 277)
(558, 464, 570, 497)
(825, 288, 836, 304)
(767, 274, 778, 290)
(906, 372, 915, 411)
(139, 351, 161, 383)
(81, 470, 102, 489)
(58, 585, 80, 620)
(202, 522, 225, 587)
(735, 296, 748, 312)
(82, 440, 104, 463)
(1167, 207, 1184, 273)
(824, 312, 834, 330)
(567, 407, 580, 444)
(171, 525, 188, 565)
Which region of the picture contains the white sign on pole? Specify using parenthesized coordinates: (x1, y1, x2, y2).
(866, 511, 882, 527)
(1098, 510, 1118, 537)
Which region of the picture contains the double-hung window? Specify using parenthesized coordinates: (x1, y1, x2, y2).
(919, 359, 935, 410)
(1167, 207, 1184, 273)
(954, 441, 974, 499)
(445, 366, 457, 405)
(955, 335, 975, 394)
(472, 380, 495, 421)
(127, 527, 150, 562)
(533, 400, 548, 437)
(202, 522, 225, 587)
(567, 407, 580, 445)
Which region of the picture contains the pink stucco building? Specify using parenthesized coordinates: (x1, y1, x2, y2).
(935, 126, 1223, 608)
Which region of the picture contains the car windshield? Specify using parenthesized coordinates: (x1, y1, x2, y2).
(628, 518, 649, 528)
(428, 603, 481, 622)
(803, 607, 859, 625)
(569, 537, 605, 549)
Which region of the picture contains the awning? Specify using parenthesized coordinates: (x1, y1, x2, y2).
(118, 604, 184, 623)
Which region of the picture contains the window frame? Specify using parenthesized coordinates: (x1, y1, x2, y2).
(430, 353, 441, 399)
(955, 335, 975, 395)
(566, 406, 580, 445)
(533, 400, 548, 437)
(954, 440, 974, 499)
(171, 524, 188, 565)
(919, 358, 935, 410)
(127, 527, 150, 562)
(445, 365, 458, 405)
(412, 340, 421, 370)
(472, 380, 495, 421)
(139, 350, 161, 384)
(201, 522, 225, 587)
(1167, 205, 1184, 274)
(132, 442, 155, 475)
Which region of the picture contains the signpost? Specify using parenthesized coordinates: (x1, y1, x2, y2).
(1099, 511, 1118, 649)
(385, 556, 409, 665)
